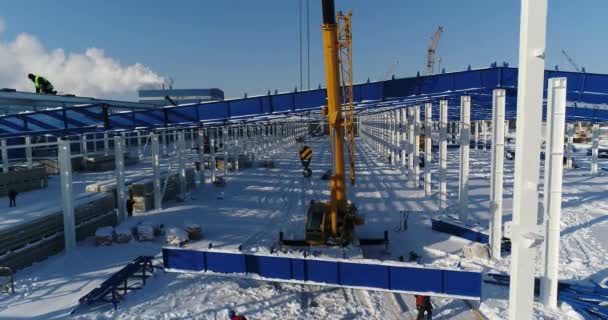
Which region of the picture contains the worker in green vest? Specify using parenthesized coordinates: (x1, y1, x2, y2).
(27, 73, 57, 95)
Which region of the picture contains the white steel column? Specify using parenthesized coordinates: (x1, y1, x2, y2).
(396, 110, 402, 166)
(198, 129, 206, 185)
(540, 78, 567, 309)
(401, 108, 407, 168)
(1, 139, 8, 173)
(424, 103, 433, 196)
(178, 131, 187, 200)
(591, 124, 599, 175)
(151, 133, 162, 212)
(136, 131, 142, 160)
(482, 121, 488, 152)
(389, 111, 395, 165)
(114, 136, 126, 222)
(408, 108, 415, 182)
(58, 139, 76, 251)
(103, 132, 109, 155)
(25, 136, 33, 169)
(439, 100, 448, 209)
(474, 122, 479, 150)
(413, 106, 421, 188)
(458, 96, 471, 221)
(566, 124, 574, 169)
(211, 136, 217, 182)
(509, 0, 548, 318)
(490, 89, 506, 259)
(82, 134, 88, 158)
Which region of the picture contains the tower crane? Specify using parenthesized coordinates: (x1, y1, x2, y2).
(426, 26, 443, 75)
(561, 49, 581, 72)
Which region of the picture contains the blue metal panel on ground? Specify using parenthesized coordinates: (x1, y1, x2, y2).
(390, 266, 443, 293)
(291, 258, 307, 281)
(162, 248, 483, 299)
(443, 270, 482, 298)
(247, 255, 292, 280)
(431, 218, 489, 244)
(339, 262, 389, 289)
(163, 248, 205, 272)
(307, 259, 339, 284)
(206, 251, 247, 274)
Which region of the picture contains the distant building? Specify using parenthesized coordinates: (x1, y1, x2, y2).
(138, 88, 224, 105)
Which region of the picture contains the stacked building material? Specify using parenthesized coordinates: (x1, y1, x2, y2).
(0, 167, 48, 196)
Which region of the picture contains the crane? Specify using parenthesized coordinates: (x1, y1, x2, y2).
(561, 50, 581, 72)
(426, 26, 443, 75)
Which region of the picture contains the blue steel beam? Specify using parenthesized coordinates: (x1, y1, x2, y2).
(2, 67, 608, 136)
(163, 247, 482, 300)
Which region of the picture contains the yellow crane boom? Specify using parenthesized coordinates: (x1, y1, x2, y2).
(426, 26, 443, 75)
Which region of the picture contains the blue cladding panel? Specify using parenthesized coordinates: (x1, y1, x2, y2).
(501, 68, 518, 87)
(111, 114, 133, 128)
(307, 260, 339, 284)
(431, 218, 489, 243)
(383, 77, 419, 98)
(206, 251, 247, 274)
(580, 74, 608, 94)
(272, 94, 294, 112)
(390, 267, 443, 293)
(168, 106, 197, 123)
(454, 71, 481, 91)
(260, 96, 272, 113)
(340, 262, 389, 289)
(248, 255, 292, 280)
(444, 270, 482, 298)
(229, 99, 257, 117)
(295, 90, 325, 110)
(479, 69, 500, 89)
(199, 102, 229, 120)
(291, 258, 307, 281)
(163, 249, 205, 271)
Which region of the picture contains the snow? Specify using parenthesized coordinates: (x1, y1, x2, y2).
(0, 135, 606, 319)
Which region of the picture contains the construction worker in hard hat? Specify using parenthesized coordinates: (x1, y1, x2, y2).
(27, 73, 57, 95)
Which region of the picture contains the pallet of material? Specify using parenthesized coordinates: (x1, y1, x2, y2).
(0, 168, 48, 197)
(0, 193, 117, 271)
(38, 157, 84, 175)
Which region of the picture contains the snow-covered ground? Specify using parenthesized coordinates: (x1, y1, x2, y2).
(0, 137, 607, 319)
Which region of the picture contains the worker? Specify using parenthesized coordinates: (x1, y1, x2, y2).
(415, 295, 433, 320)
(126, 191, 135, 217)
(27, 73, 57, 95)
(8, 189, 17, 208)
(228, 310, 247, 320)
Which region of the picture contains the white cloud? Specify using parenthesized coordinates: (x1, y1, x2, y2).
(0, 18, 165, 99)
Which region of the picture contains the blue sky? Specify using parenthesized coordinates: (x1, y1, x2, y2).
(0, 0, 606, 100)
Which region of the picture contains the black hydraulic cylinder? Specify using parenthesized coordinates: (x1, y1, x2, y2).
(321, 0, 336, 24)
